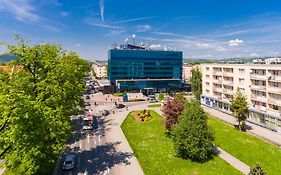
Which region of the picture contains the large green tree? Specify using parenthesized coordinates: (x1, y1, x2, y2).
(172, 100, 214, 162)
(249, 164, 266, 175)
(190, 67, 202, 101)
(230, 89, 249, 131)
(0, 37, 89, 174)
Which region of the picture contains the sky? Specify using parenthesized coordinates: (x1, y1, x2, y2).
(1, 0, 281, 60)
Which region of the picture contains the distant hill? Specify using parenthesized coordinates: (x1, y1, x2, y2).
(0, 54, 17, 62)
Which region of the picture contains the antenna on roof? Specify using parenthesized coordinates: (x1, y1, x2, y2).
(132, 34, 136, 45)
(125, 38, 129, 44)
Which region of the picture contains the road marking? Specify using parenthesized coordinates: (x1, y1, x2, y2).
(79, 140, 82, 150)
(87, 134, 90, 144)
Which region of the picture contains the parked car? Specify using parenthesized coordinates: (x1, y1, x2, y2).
(149, 98, 158, 103)
(84, 102, 90, 106)
(116, 104, 125, 109)
(62, 154, 75, 170)
(101, 110, 110, 116)
(85, 95, 90, 99)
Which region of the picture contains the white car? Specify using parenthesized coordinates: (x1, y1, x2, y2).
(62, 154, 75, 170)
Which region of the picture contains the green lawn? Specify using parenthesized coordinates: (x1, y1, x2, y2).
(147, 103, 161, 108)
(208, 115, 281, 175)
(121, 111, 241, 175)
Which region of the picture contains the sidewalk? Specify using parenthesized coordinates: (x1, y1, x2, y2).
(105, 103, 148, 175)
(203, 106, 281, 146)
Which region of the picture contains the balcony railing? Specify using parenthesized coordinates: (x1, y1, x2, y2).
(222, 71, 234, 76)
(269, 75, 281, 82)
(268, 87, 281, 94)
(250, 73, 267, 80)
(223, 89, 233, 95)
(251, 94, 267, 103)
(213, 79, 222, 84)
(213, 71, 222, 75)
(268, 97, 281, 104)
(222, 80, 234, 86)
(213, 87, 223, 92)
(250, 85, 266, 91)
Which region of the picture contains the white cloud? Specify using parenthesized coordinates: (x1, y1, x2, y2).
(149, 44, 161, 49)
(250, 53, 258, 57)
(61, 12, 68, 17)
(136, 25, 151, 32)
(228, 39, 244, 46)
(0, 0, 40, 22)
(100, 0, 104, 21)
(197, 43, 211, 48)
(114, 16, 152, 24)
(75, 44, 81, 47)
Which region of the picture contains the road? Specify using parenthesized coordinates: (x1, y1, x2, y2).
(56, 93, 147, 175)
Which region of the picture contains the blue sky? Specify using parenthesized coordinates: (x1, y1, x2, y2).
(1, 0, 281, 60)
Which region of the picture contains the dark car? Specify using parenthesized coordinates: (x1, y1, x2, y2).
(116, 104, 125, 109)
(85, 95, 90, 99)
(101, 110, 110, 116)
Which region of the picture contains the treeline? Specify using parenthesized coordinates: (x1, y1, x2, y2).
(0, 37, 89, 175)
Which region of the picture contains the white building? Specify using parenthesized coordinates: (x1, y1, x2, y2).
(92, 61, 107, 79)
(201, 63, 281, 132)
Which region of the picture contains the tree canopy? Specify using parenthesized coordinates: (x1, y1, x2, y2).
(190, 67, 202, 101)
(0, 37, 89, 174)
(230, 89, 249, 131)
(172, 100, 214, 162)
(249, 163, 266, 175)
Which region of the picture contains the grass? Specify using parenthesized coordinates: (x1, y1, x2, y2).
(208, 115, 281, 175)
(121, 110, 242, 175)
(148, 103, 161, 108)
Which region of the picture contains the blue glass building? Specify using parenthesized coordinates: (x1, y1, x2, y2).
(108, 45, 183, 91)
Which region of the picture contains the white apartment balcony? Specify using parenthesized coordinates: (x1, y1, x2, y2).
(223, 89, 233, 95)
(213, 87, 223, 93)
(250, 73, 267, 80)
(213, 79, 222, 84)
(222, 80, 233, 86)
(213, 71, 223, 76)
(250, 85, 266, 91)
(251, 94, 267, 103)
(249, 104, 267, 112)
(267, 108, 281, 117)
(268, 97, 281, 104)
(268, 87, 281, 95)
(222, 71, 233, 77)
(269, 75, 281, 82)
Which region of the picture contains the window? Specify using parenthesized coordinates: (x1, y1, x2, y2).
(206, 89, 210, 93)
(239, 78, 245, 83)
(239, 68, 245, 73)
(273, 70, 279, 75)
(273, 105, 278, 110)
(206, 67, 209, 71)
(239, 88, 245, 94)
(206, 82, 210, 86)
(273, 82, 279, 87)
(206, 75, 210, 78)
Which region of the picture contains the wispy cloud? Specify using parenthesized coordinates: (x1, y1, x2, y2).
(114, 16, 153, 24)
(75, 43, 81, 47)
(85, 17, 122, 29)
(135, 25, 151, 32)
(100, 0, 105, 21)
(0, 0, 40, 23)
(228, 39, 243, 46)
(61, 11, 68, 17)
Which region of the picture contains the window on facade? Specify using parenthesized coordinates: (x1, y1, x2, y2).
(262, 81, 266, 86)
(273, 70, 279, 75)
(206, 89, 210, 93)
(239, 88, 245, 94)
(239, 68, 245, 73)
(273, 105, 278, 110)
(262, 103, 266, 107)
(239, 78, 244, 83)
(206, 82, 210, 86)
(273, 82, 279, 87)
(206, 75, 210, 78)
(206, 67, 209, 71)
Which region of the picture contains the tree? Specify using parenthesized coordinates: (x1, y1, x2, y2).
(172, 100, 214, 162)
(190, 67, 202, 101)
(161, 95, 186, 131)
(230, 89, 249, 131)
(0, 37, 89, 174)
(158, 92, 164, 101)
(249, 164, 266, 175)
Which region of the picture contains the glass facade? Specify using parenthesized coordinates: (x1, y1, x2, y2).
(108, 49, 183, 91)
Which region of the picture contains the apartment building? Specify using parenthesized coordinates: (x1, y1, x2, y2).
(182, 64, 202, 80)
(201, 64, 281, 132)
(92, 61, 107, 79)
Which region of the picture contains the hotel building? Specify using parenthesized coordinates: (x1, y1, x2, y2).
(201, 63, 281, 132)
(108, 44, 183, 92)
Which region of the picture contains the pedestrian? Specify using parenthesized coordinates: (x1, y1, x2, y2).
(126, 107, 128, 111)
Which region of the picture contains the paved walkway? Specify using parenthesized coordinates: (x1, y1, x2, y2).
(0, 160, 4, 175)
(203, 106, 281, 146)
(215, 147, 250, 175)
(104, 103, 148, 175)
